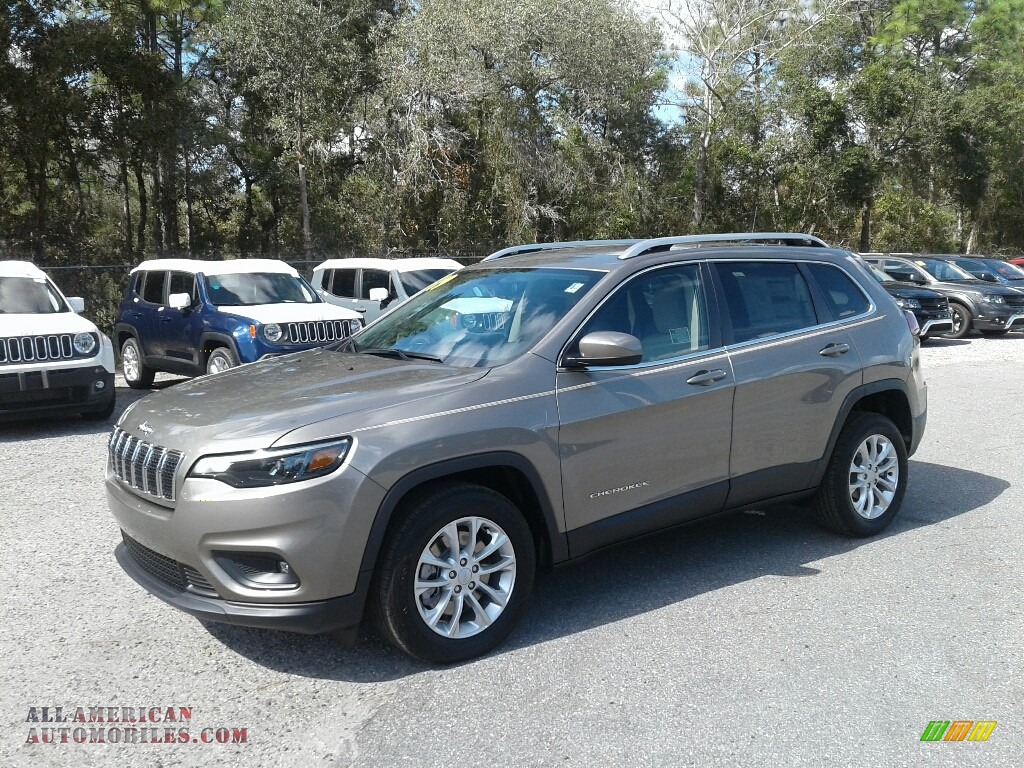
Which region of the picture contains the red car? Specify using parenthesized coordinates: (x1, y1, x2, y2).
(1010, 257, 1024, 267)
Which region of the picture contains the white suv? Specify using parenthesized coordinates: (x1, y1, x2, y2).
(0, 261, 116, 421)
(312, 257, 462, 324)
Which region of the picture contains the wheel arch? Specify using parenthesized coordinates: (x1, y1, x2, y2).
(198, 332, 239, 366)
(359, 452, 568, 578)
(812, 380, 914, 488)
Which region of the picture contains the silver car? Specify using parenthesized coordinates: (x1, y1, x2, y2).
(107, 234, 927, 663)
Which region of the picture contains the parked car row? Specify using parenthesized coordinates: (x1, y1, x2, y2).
(860, 254, 1024, 338)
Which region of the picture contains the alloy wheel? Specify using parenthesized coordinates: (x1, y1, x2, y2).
(848, 434, 899, 519)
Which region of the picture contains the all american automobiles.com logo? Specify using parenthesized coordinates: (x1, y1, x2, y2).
(24, 706, 248, 746)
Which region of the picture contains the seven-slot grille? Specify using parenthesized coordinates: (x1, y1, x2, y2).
(108, 427, 183, 502)
(1005, 294, 1024, 310)
(285, 319, 354, 344)
(0, 334, 74, 364)
(121, 532, 217, 596)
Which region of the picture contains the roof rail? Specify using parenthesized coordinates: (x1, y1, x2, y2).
(481, 239, 638, 262)
(618, 232, 829, 260)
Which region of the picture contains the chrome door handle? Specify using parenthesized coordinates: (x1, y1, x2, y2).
(686, 369, 728, 386)
(819, 343, 850, 357)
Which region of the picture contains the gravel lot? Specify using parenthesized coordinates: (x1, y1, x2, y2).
(2, 335, 1022, 768)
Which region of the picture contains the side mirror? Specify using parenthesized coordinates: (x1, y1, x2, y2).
(980, 273, 998, 282)
(67, 297, 85, 313)
(368, 287, 389, 303)
(564, 331, 643, 368)
(168, 292, 191, 310)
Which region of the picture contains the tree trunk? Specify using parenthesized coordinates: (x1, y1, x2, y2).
(955, 208, 964, 252)
(693, 129, 710, 230)
(183, 152, 194, 255)
(858, 197, 873, 252)
(120, 156, 133, 255)
(134, 160, 147, 255)
(151, 163, 164, 253)
(297, 105, 313, 258)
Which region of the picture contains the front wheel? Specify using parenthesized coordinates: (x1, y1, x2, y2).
(206, 346, 239, 375)
(370, 483, 536, 663)
(945, 302, 972, 339)
(121, 337, 154, 389)
(814, 413, 909, 537)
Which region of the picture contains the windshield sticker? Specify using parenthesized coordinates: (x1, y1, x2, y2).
(564, 282, 585, 294)
(915, 260, 927, 266)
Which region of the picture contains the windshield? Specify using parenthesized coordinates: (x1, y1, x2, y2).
(868, 265, 894, 283)
(204, 273, 317, 306)
(351, 267, 604, 367)
(918, 259, 973, 282)
(979, 259, 1024, 280)
(0, 276, 68, 314)
(399, 269, 458, 295)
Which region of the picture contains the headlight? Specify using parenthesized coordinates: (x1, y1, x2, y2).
(263, 323, 283, 343)
(349, 319, 362, 333)
(189, 438, 352, 488)
(74, 332, 97, 355)
(895, 297, 921, 309)
(981, 294, 1005, 304)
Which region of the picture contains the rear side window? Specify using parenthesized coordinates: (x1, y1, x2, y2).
(715, 262, 818, 342)
(806, 264, 870, 319)
(328, 269, 356, 298)
(360, 269, 391, 298)
(141, 271, 166, 304)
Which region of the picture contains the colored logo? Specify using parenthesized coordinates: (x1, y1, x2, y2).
(920, 720, 996, 742)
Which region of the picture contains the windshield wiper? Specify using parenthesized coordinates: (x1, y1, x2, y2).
(359, 347, 444, 363)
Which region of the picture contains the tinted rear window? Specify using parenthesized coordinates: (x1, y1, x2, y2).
(807, 264, 870, 319)
(141, 272, 166, 304)
(715, 262, 818, 342)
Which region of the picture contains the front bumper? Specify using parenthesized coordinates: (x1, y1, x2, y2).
(917, 312, 953, 336)
(973, 310, 1024, 331)
(115, 542, 369, 639)
(0, 364, 114, 418)
(107, 457, 387, 635)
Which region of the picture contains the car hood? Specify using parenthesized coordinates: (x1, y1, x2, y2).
(929, 279, 1022, 296)
(0, 311, 100, 336)
(881, 283, 943, 299)
(217, 302, 361, 324)
(118, 350, 488, 451)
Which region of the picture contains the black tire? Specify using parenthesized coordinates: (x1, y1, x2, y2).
(121, 337, 155, 389)
(370, 482, 536, 663)
(814, 412, 909, 537)
(945, 302, 972, 339)
(80, 393, 116, 421)
(206, 346, 239, 375)
(979, 329, 1009, 337)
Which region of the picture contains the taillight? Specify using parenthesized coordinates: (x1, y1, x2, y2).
(903, 309, 921, 337)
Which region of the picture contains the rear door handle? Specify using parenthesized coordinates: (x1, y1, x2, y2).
(819, 343, 850, 357)
(686, 369, 728, 386)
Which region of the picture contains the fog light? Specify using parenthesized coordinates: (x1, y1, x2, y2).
(214, 552, 299, 590)
(278, 561, 290, 574)
(94, 380, 106, 391)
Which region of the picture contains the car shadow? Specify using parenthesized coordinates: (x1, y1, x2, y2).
(920, 337, 970, 346)
(0, 379, 184, 442)
(203, 460, 1008, 681)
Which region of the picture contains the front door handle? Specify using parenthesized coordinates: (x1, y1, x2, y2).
(819, 343, 850, 357)
(686, 369, 728, 386)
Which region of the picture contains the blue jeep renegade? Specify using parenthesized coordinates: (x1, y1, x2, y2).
(114, 259, 362, 388)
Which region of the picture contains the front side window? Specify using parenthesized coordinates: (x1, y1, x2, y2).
(204, 273, 317, 306)
(806, 263, 871, 319)
(715, 262, 818, 342)
(351, 267, 604, 368)
(0, 276, 68, 314)
(576, 264, 710, 362)
(360, 269, 391, 299)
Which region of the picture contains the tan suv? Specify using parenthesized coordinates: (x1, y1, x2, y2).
(107, 234, 927, 662)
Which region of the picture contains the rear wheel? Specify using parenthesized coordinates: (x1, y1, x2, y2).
(121, 337, 154, 389)
(371, 482, 536, 663)
(945, 302, 972, 339)
(206, 346, 239, 375)
(814, 413, 908, 537)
